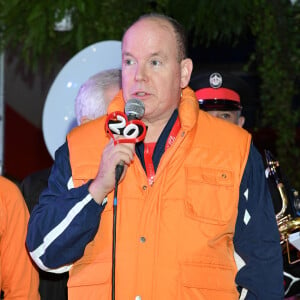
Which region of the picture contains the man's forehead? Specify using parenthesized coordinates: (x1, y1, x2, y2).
(122, 29, 175, 60)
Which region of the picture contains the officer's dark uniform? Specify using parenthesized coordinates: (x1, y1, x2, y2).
(190, 71, 300, 298)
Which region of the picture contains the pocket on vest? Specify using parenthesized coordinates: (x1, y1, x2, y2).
(180, 262, 238, 298)
(68, 260, 111, 299)
(185, 166, 235, 224)
(68, 260, 111, 287)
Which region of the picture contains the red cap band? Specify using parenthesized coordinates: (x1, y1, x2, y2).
(195, 87, 240, 103)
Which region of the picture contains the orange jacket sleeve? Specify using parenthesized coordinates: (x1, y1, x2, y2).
(0, 176, 40, 299)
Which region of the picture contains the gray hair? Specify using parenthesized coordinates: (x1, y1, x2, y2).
(75, 68, 121, 125)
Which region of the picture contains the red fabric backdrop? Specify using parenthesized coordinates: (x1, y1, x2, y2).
(4, 104, 53, 182)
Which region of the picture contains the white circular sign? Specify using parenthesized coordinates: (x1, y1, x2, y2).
(42, 40, 122, 159)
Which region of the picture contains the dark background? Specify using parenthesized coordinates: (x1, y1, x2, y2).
(1, 29, 293, 182)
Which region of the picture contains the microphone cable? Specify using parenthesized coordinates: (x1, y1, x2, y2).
(112, 164, 124, 300)
(108, 98, 145, 300)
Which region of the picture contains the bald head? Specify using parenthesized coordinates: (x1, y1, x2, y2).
(123, 13, 188, 63)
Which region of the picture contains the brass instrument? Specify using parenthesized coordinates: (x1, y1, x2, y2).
(265, 149, 300, 264)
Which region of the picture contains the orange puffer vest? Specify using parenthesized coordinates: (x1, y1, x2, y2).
(67, 88, 251, 300)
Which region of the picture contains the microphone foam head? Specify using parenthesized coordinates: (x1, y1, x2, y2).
(125, 99, 145, 120)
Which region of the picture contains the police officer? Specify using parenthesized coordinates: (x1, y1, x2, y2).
(189, 71, 250, 127)
(190, 71, 300, 299)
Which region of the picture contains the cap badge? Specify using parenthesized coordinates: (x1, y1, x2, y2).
(209, 72, 222, 88)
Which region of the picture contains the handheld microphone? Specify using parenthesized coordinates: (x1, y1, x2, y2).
(125, 98, 145, 121)
(115, 99, 145, 183)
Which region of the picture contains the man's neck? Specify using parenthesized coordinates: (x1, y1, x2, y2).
(144, 123, 167, 143)
(143, 112, 177, 143)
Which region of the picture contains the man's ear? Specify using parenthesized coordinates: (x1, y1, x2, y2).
(238, 116, 245, 128)
(180, 58, 193, 88)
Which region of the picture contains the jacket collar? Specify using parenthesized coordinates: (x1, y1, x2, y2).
(107, 87, 199, 131)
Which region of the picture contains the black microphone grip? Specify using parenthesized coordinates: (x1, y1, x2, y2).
(115, 161, 124, 184)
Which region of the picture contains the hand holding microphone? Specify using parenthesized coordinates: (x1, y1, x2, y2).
(89, 99, 145, 204)
(106, 99, 146, 183)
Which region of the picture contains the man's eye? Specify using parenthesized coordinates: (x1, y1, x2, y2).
(151, 60, 161, 66)
(124, 59, 134, 66)
(222, 113, 231, 119)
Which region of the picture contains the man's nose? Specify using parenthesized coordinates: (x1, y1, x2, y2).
(134, 64, 147, 81)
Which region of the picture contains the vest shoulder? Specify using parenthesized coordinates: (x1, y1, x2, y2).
(0, 176, 27, 212)
(200, 110, 249, 132)
(67, 116, 109, 183)
(0, 176, 20, 194)
(67, 116, 106, 141)
(197, 111, 251, 145)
